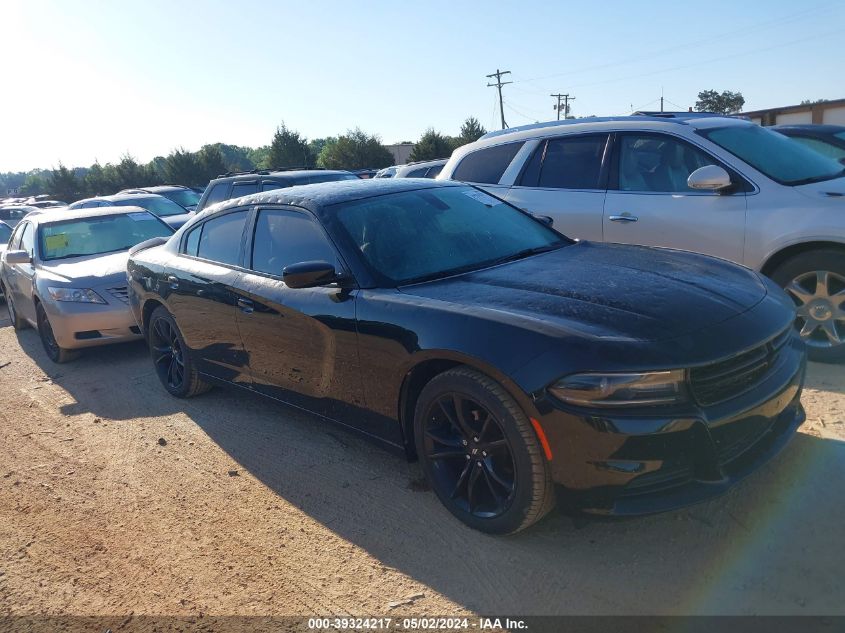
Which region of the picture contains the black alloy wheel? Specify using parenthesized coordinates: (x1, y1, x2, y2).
(423, 392, 517, 519)
(414, 367, 555, 534)
(148, 306, 211, 398)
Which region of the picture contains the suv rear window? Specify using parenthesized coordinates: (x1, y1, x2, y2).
(452, 142, 524, 184)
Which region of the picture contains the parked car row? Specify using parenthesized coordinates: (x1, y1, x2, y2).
(4, 116, 838, 534)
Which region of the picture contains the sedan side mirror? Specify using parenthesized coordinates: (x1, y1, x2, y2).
(4, 250, 31, 265)
(283, 260, 338, 289)
(687, 165, 732, 191)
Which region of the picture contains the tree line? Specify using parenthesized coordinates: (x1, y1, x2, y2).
(1, 117, 488, 203)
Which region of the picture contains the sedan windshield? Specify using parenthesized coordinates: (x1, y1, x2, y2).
(334, 186, 568, 285)
(121, 195, 188, 217)
(0, 222, 12, 244)
(39, 212, 173, 261)
(161, 189, 201, 210)
(698, 125, 845, 186)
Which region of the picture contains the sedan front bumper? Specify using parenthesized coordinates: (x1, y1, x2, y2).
(42, 295, 142, 350)
(535, 332, 807, 515)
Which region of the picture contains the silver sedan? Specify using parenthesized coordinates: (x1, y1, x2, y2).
(0, 206, 173, 362)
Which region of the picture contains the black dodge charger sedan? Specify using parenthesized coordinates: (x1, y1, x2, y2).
(127, 179, 806, 534)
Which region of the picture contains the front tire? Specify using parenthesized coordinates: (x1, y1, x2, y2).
(414, 367, 555, 535)
(148, 306, 211, 398)
(36, 303, 79, 363)
(771, 250, 845, 363)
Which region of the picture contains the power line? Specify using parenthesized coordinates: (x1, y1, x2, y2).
(486, 69, 512, 130)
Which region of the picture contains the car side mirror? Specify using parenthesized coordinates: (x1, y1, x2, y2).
(687, 165, 732, 191)
(4, 249, 31, 265)
(283, 260, 338, 289)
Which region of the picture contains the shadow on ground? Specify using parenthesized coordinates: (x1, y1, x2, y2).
(4, 307, 844, 615)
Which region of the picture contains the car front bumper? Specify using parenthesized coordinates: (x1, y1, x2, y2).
(42, 297, 143, 350)
(535, 333, 807, 515)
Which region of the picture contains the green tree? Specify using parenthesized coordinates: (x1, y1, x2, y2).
(317, 129, 393, 170)
(265, 123, 313, 169)
(197, 145, 227, 182)
(113, 154, 147, 189)
(20, 171, 48, 196)
(308, 137, 335, 162)
(48, 163, 83, 202)
(409, 128, 455, 162)
(458, 117, 487, 144)
(694, 90, 745, 115)
(164, 148, 203, 185)
(84, 162, 109, 196)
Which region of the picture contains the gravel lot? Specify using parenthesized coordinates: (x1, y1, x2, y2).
(0, 305, 843, 618)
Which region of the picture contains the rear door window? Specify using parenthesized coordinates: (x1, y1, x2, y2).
(523, 135, 608, 190)
(452, 142, 525, 184)
(194, 210, 249, 266)
(203, 182, 230, 207)
(231, 181, 259, 198)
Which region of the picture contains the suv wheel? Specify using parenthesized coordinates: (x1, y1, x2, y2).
(414, 367, 555, 534)
(771, 249, 845, 362)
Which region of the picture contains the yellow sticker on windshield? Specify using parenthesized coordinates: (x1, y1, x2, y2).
(45, 234, 69, 250)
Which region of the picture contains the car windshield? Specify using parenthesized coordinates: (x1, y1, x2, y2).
(161, 189, 201, 209)
(39, 212, 173, 261)
(334, 186, 568, 285)
(698, 125, 845, 186)
(0, 222, 11, 244)
(120, 195, 188, 217)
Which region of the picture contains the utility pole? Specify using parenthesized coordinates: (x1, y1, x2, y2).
(551, 93, 575, 120)
(487, 69, 512, 130)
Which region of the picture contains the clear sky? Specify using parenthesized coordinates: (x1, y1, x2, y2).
(1, 0, 842, 172)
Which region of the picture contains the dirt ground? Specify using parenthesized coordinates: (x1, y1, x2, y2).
(0, 305, 843, 620)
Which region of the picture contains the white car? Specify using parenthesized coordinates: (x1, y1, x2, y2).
(439, 113, 845, 361)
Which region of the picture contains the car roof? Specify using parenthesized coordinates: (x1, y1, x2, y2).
(23, 205, 151, 225)
(208, 178, 464, 218)
(100, 193, 163, 201)
(477, 113, 747, 143)
(213, 169, 351, 183)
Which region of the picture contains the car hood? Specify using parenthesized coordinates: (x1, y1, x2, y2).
(38, 251, 130, 287)
(399, 242, 768, 342)
(795, 174, 845, 199)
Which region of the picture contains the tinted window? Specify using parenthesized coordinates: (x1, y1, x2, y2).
(452, 142, 525, 184)
(426, 164, 444, 178)
(162, 189, 201, 209)
(334, 186, 566, 285)
(792, 137, 845, 160)
(196, 210, 248, 266)
(184, 225, 201, 256)
(8, 223, 25, 249)
(537, 135, 607, 189)
(0, 222, 12, 245)
(251, 209, 337, 276)
(307, 173, 358, 184)
(406, 167, 429, 178)
(262, 181, 285, 192)
(20, 223, 35, 256)
(618, 134, 713, 192)
(204, 182, 230, 207)
(231, 182, 259, 198)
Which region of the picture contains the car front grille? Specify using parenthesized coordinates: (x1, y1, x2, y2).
(689, 328, 792, 407)
(107, 286, 130, 305)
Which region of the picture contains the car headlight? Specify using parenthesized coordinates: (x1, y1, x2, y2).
(47, 287, 107, 304)
(549, 370, 687, 407)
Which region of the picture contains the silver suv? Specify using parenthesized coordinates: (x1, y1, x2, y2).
(439, 113, 845, 361)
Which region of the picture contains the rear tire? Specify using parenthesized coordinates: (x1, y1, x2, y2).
(148, 306, 211, 398)
(771, 250, 845, 363)
(36, 303, 79, 363)
(414, 366, 555, 535)
(4, 287, 29, 331)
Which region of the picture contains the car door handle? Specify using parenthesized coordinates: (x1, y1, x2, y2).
(608, 214, 638, 223)
(167, 275, 179, 289)
(237, 298, 254, 314)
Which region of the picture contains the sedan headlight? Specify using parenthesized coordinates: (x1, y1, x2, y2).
(550, 370, 688, 407)
(47, 287, 107, 304)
